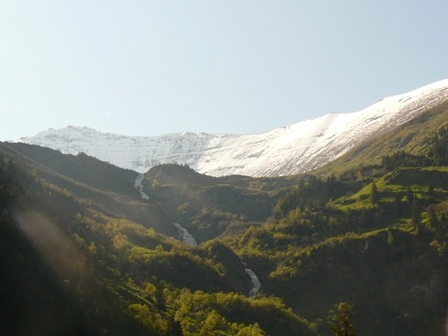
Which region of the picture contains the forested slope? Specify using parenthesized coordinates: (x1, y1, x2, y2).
(0, 147, 315, 335)
(2, 100, 448, 335)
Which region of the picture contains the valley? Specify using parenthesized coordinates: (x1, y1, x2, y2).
(2, 81, 448, 335)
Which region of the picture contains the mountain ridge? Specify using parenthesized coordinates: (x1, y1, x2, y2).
(19, 79, 448, 177)
(3, 93, 448, 334)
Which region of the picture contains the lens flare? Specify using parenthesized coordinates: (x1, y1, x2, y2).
(12, 209, 83, 282)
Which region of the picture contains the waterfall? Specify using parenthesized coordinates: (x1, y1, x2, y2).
(245, 269, 261, 297)
(134, 174, 149, 200)
(173, 223, 197, 247)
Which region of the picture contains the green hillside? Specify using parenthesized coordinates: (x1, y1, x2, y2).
(316, 99, 448, 176)
(141, 164, 300, 242)
(2, 99, 448, 335)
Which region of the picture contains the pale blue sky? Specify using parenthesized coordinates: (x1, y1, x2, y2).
(1, 1, 448, 141)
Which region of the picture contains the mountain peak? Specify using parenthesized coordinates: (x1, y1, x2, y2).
(19, 79, 448, 177)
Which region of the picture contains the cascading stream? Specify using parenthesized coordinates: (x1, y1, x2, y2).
(173, 223, 197, 247)
(245, 269, 261, 297)
(134, 174, 149, 200)
(173, 224, 259, 298)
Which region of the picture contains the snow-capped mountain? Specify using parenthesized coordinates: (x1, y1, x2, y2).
(19, 79, 448, 177)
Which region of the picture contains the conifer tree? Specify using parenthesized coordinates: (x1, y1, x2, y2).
(406, 186, 414, 205)
(387, 230, 394, 246)
(370, 182, 379, 205)
(427, 183, 435, 203)
(394, 194, 403, 216)
(441, 213, 448, 227)
(428, 206, 439, 228)
(329, 302, 355, 336)
(411, 197, 422, 232)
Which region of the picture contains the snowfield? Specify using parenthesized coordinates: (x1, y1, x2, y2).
(19, 79, 448, 177)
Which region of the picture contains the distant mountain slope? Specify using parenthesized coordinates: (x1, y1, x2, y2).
(20, 79, 448, 177)
(0, 142, 295, 243)
(315, 98, 448, 175)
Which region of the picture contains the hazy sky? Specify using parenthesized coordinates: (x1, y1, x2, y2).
(1, 1, 448, 141)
